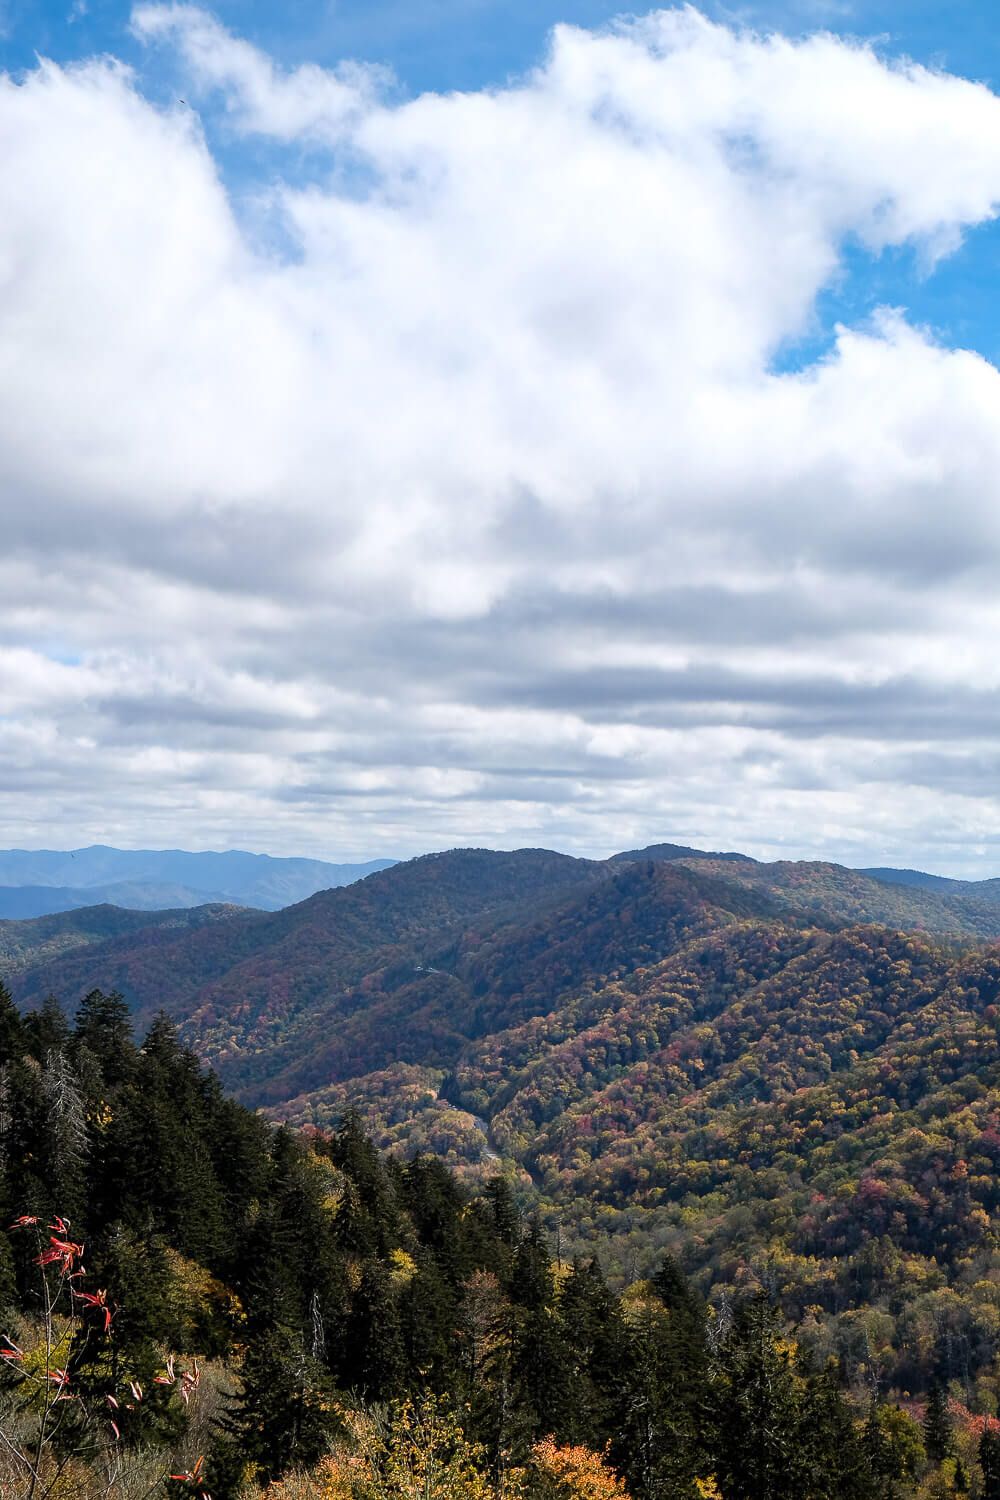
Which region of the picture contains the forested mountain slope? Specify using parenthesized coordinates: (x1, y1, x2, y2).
(666, 856, 1000, 935)
(9, 849, 610, 1087)
(7, 848, 1000, 1492)
(0, 900, 242, 976)
(3, 993, 962, 1500)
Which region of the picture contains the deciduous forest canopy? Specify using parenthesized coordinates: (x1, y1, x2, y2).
(4, 843, 1000, 1495)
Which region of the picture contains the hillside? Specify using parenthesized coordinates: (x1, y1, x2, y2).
(860, 865, 963, 892)
(0, 844, 396, 915)
(8, 848, 611, 1088)
(0, 900, 243, 976)
(672, 855, 1000, 936)
(10, 847, 1000, 1107)
(0, 881, 242, 918)
(0, 995, 940, 1500)
(272, 913, 1000, 1399)
(8, 844, 1000, 1425)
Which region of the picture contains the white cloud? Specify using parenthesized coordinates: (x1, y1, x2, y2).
(132, 3, 388, 141)
(2, 6, 1000, 870)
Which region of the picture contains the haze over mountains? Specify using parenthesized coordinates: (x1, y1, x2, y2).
(2, 838, 998, 922)
(0, 845, 396, 918)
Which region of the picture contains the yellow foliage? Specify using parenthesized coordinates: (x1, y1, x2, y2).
(312, 1397, 494, 1500)
(164, 1246, 245, 1345)
(388, 1249, 418, 1289)
(529, 1438, 631, 1500)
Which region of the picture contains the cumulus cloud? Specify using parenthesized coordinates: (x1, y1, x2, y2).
(3, 5, 1000, 870)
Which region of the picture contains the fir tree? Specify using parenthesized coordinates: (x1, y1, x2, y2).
(0, 982, 25, 1067)
(217, 1327, 338, 1489)
(482, 1175, 521, 1246)
(509, 1299, 574, 1446)
(863, 1401, 901, 1500)
(981, 1425, 1000, 1500)
(510, 1214, 554, 1310)
(923, 1378, 953, 1465)
(558, 1258, 622, 1446)
(73, 988, 135, 1086)
(713, 1296, 807, 1500)
(39, 1046, 89, 1219)
(23, 994, 71, 1060)
(341, 1260, 406, 1400)
(798, 1362, 871, 1500)
(399, 1253, 459, 1388)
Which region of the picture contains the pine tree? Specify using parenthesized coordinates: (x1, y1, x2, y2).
(863, 1402, 900, 1500)
(341, 1260, 406, 1400)
(216, 1327, 338, 1489)
(713, 1296, 807, 1500)
(798, 1362, 871, 1500)
(73, 988, 135, 1086)
(509, 1300, 574, 1446)
(558, 1258, 623, 1447)
(399, 1253, 459, 1388)
(981, 1425, 1000, 1500)
(39, 1047, 89, 1219)
(401, 1154, 470, 1284)
(482, 1175, 521, 1246)
(23, 995, 71, 1059)
(0, 982, 25, 1067)
(510, 1214, 554, 1310)
(923, 1379, 953, 1465)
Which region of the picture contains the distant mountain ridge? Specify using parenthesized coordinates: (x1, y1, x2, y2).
(611, 840, 756, 864)
(0, 900, 244, 977)
(12, 842, 1000, 1105)
(0, 844, 397, 917)
(860, 864, 1000, 894)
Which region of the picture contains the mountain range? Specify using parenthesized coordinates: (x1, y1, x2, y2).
(0, 844, 396, 917)
(6, 838, 1000, 1393)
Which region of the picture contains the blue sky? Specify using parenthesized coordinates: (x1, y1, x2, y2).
(5, 1, 1000, 368)
(6, 1, 1000, 869)
(5, 0, 1000, 91)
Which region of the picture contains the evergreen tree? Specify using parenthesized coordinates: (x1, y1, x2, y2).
(0, 1226, 15, 1312)
(509, 1299, 574, 1447)
(923, 1378, 953, 1465)
(798, 1362, 871, 1500)
(0, 982, 25, 1067)
(863, 1401, 901, 1500)
(39, 1047, 89, 1219)
(23, 995, 71, 1059)
(399, 1253, 459, 1389)
(558, 1258, 622, 1446)
(73, 988, 135, 1086)
(713, 1296, 807, 1500)
(510, 1214, 554, 1310)
(216, 1328, 338, 1490)
(401, 1154, 470, 1284)
(341, 1260, 406, 1400)
(482, 1175, 521, 1246)
(981, 1425, 1000, 1500)
(326, 1110, 399, 1254)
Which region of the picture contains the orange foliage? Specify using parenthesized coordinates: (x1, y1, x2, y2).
(529, 1438, 631, 1500)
